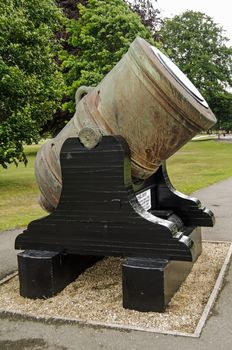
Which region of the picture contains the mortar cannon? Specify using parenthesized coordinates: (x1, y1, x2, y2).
(34, 37, 216, 212)
(15, 37, 216, 312)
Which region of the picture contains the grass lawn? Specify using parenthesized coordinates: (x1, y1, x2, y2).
(0, 139, 232, 232)
(0, 144, 45, 231)
(167, 140, 232, 194)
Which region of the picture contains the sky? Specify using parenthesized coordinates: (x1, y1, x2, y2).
(155, 0, 232, 43)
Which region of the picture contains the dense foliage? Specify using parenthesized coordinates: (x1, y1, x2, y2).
(57, 0, 87, 19)
(43, 0, 88, 136)
(210, 91, 232, 131)
(60, 0, 154, 113)
(126, 0, 162, 36)
(159, 11, 232, 128)
(0, 0, 65, 167)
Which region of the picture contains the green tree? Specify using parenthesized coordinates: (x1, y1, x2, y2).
(0, 0, 65, 167)
(60, 0, 154, 113)
(159, 11, 232, 127)
(57, 0, 87, 20)
(126, 0, 162, 36)
(211, 91, 232, 130)
(43, 1, 88, 136)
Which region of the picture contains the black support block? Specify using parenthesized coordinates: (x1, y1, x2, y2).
(18, 250, 101, 299)
(122, 257, 192, 312)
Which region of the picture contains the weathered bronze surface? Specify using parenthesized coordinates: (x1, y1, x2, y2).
(35, 37, 216, 212)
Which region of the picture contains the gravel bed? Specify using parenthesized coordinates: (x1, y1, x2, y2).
(0, 242, 229, 334)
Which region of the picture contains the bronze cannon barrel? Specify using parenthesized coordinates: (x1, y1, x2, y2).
(35, 37, 216, 212)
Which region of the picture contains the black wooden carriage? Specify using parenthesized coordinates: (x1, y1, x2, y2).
(15, 136, 214, 312)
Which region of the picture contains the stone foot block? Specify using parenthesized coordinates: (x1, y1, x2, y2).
(122, 257, 192, 312)
(18, 250, 101, 299)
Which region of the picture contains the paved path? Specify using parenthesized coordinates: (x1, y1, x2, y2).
(193, 177, 232, 242)
(0, 178, 232, 349)
(0, 228, 22, 279)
